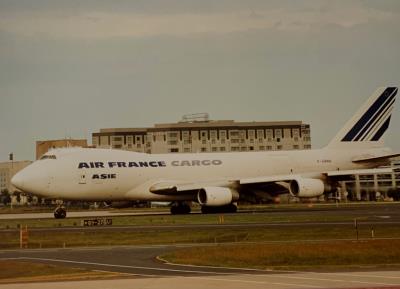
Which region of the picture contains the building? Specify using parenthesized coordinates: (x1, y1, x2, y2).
(36, 139, 88, 160)
(92, 116, 312, 154)
(0, 161, 32, 193)
(338, 159, 400, 201)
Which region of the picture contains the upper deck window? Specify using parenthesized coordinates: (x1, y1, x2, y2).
(40, 155, 57, 160)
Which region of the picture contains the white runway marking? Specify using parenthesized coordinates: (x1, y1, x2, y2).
(14, 257, 400, 288)
(15, 257, 321, 288)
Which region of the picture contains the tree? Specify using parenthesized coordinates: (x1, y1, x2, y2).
(13, 191, 21, 204)
(1, 189, 11, 205)
(387, 188, 400, 201)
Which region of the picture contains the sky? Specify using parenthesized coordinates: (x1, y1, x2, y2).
(1, 0, 400, 161)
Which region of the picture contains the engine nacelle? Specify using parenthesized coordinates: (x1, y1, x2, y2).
(197, 187, 239, 206)
(289, 178, 325, 198)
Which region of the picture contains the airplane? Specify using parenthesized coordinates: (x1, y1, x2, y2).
(12, 87, 399, 218)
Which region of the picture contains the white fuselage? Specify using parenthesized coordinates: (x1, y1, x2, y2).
(12, 146, 383, 201)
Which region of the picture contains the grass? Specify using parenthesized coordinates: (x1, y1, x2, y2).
(161, 239, 400, 269)
(0, 223, 399, 249)
(0, 260, 124, 283)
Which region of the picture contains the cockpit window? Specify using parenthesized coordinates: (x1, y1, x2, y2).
(40, 155, 57, 160)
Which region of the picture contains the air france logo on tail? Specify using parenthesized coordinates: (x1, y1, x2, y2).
(342, 87, 398, 142)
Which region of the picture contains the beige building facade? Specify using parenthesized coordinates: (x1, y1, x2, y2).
(0, 161, 32, 193)
(92, 118, 312, 154)
(36, 139, 88, 160)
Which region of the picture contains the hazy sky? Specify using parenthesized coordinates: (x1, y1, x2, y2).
(1, 0, 400, 161)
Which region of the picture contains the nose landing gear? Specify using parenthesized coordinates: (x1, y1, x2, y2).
(54, 205, 67, 219)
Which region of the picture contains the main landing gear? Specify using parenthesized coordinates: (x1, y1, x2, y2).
(54, 205, 67, 219)
(170, 202, 191, 215)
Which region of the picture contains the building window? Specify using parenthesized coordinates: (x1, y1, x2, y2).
(92, 137, 98, 146)
(266, 146, 273, 150)
(293, 145, 299, 149)
(231, 147, 239, 151)
(184, 148, 191, 152)
(126, 136, 133, 145)
(229, 131, 239, 137)
(304, 144, 312, 149)
(249, 146, 254, 151)
(220, 147, 226, 151)
(259, 146, 265, 150)
(210, 130, 217, 139)
(248, 130, 255, 139)
(168, 140, 178, 145)
(277, 145, 282, 150)
(201, 147, 207, 152)
(276, 138, 281, 142)
(169, 148, 179, 153)
(212, 147, 217, 152)
(167, 132, 178, 138)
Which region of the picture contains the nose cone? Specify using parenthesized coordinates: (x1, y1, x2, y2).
(11, 163, 49, 196)
(11, 172, 24, 191)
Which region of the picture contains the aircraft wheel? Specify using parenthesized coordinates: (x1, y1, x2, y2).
(54, 206, 67, 219)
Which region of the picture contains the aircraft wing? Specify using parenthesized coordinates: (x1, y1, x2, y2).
(149, 167, 394, 195)
(149, 175, 299, 195)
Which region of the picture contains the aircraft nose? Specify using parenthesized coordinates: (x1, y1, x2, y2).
(11, 171, 25, 191)
(11, 164, 49, 195)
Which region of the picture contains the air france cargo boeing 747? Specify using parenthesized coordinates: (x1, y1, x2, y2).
(12, 87, 399, 218)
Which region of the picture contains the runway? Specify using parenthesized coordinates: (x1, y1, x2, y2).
(1, 202, 400, 220)
(1, 245, 400, 289)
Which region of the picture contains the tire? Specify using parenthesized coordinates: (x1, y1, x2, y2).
(54, 208, 67, 219)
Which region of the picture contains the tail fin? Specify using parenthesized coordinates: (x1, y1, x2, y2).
(327, 87, 397, 149)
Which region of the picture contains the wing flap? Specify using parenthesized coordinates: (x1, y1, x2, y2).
(149, 180, 237, 195)
(239, 174, 298, 185)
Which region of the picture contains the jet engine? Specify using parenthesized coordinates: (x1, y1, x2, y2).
(289, 178, 325, 198)
(197, 187, 239, 206)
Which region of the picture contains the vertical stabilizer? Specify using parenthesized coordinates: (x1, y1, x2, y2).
(326, 87, 397, 149)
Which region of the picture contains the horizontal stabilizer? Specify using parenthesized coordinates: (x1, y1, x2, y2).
(352, 153, 400, 163)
